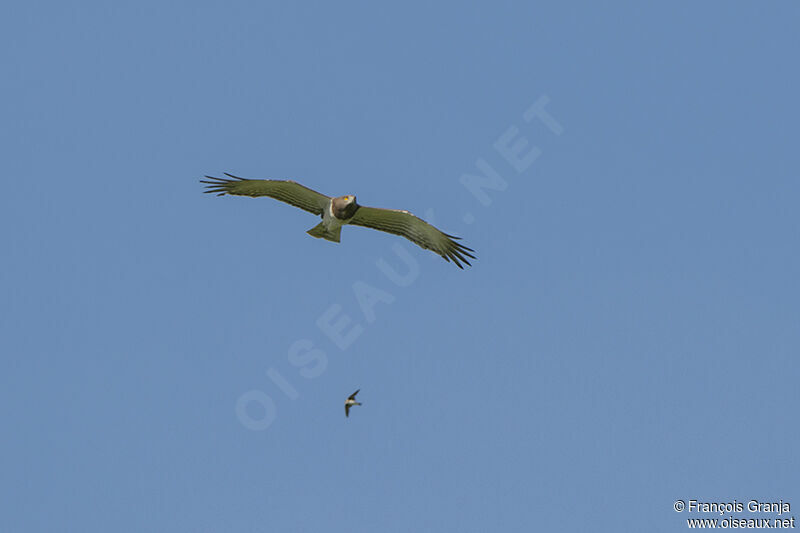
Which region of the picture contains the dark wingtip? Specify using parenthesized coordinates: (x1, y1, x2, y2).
(454, 254, 470, 268)
(459, 248, 476, 259)
(202, 174, 236, 195)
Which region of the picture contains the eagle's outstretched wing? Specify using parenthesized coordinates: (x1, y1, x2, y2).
(349, 207, 475, 269)
(201, 173, 330, 215)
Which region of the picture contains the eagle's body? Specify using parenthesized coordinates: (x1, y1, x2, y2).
(308, 196, 358, 243)
(201, 173, 475, 268)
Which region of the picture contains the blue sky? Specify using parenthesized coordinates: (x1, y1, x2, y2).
(2, 2, 798, 531)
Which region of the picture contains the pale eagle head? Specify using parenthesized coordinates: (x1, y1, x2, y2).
(332, 195, 359, 220)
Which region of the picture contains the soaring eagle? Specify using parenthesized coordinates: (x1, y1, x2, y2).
(201, 173, 475, 268)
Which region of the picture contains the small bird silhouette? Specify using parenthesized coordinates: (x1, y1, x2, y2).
(345, 389, 362, 418)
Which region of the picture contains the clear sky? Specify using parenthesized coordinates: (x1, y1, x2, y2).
(2, 2, 798, 531)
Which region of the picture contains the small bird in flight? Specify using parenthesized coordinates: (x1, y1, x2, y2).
(345, 389, 362, 418)
(201, 173, 475, 268)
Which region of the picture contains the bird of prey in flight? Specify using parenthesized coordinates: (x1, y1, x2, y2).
(201, 173, 475, 268)
(345, 389, 362, 418)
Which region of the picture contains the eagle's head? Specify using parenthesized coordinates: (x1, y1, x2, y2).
(332, 195, 359, 219)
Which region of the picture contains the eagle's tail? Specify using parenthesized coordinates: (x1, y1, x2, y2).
(306, 222, 341, 243)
